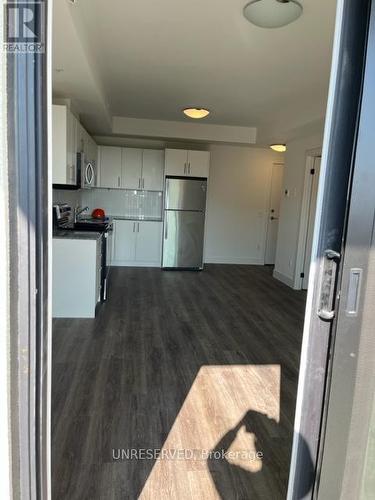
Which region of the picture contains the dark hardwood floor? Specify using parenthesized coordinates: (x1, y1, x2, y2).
(52, 265, 307, 500)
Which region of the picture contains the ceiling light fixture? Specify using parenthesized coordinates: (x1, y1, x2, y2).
(243, 0, 303, 29)
(183, 108, 210, 119)
(270, 144, 287, 152)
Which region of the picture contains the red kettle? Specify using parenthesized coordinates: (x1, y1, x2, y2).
(92, 208, 105, 219)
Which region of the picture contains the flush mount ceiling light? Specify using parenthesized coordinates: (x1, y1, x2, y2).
(243, 0, 303, 29)
(270, 144, 287, 152)
(183, 108, 210, 119)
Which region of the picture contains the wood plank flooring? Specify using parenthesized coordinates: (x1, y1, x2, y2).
(52, 265, 307, 500)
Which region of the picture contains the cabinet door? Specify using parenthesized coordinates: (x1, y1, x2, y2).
(122, 148, 142, 189)
(113, 220, 137, 263)
(188, 150, 210, 178)
(52, 105, 68, 184)
(142, 150, 165, 191)
(165, 149, 188, 177)
(98, 146, 122, 188)
(135, 221, 162, 264)
(76, 122, 84, 154)
(66, 110, 78, 185)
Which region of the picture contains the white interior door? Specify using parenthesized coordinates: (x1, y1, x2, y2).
(302, 157, 321, 289)
(264, 163, 284, 265)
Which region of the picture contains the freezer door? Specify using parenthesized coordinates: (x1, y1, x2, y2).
(162, 210, 205, 269)
(165, 177, 207, 211)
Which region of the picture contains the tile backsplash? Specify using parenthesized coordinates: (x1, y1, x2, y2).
(80, 188, 163, 219)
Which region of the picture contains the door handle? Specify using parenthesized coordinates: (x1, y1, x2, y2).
(346, 268, 363, 317)
(270, 216, 279, 220)
(165, 219, 168, 239)
(317, 249, 341, 321)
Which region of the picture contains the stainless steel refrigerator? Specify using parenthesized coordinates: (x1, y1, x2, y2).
(162, 177, 207, 270)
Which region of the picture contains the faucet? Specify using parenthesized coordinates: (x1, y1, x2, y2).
(74, 206, 89, 223)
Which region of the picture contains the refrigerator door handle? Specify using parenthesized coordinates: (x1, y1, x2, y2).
(165, 218, 168, 239)
(165, 180, 169, 206)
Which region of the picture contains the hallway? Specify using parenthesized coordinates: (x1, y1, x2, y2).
(52, 265, 306, 499)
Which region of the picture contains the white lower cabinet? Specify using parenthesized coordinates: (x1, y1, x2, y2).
(113, 220, 137, 263)
(112, 219, 162, 267)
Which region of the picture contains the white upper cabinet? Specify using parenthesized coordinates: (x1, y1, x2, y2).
(98, 146, 122, 189)
(164, 149, 210, 178)
(52, 104, 97, 186)
(187, 150, 210, 178)
(142, 150, 164, 190)
(165, 149, 188, 177)
(122, 148, 143, 189)
(52, 104, 78, 185)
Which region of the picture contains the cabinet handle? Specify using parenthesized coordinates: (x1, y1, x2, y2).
(117, 176, 120, 187)
(165, 219, 168, 239)
(133, 222, 135, 232)
(188, 163, 191, 175)
(137, 222, 140, 232)
(138, 178, 141, 189)
(184, 163, 187, 175)
(142, 178, 145, 189)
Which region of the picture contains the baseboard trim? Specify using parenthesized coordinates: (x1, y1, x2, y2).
(273, 269, 295, 288)
(111, 262, 161, 268)
(204, 257, 264, 265)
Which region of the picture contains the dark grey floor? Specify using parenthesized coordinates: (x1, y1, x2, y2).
(52, 265, 306, 500)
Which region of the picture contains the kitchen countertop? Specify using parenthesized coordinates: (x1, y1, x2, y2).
(110, 215, 163, 222)
(53, 230, 103, 241)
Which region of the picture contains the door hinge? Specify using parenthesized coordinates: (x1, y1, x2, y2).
(300, 272, 305, 278)
(310, 168, 315, 175)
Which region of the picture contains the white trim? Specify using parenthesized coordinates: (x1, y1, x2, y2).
(287, 0, 345, 498)
(294, 149, 322, 290)
(273, 270, 295, 288)
(204, 257, 264, 265)
(0, 2, 11, 497)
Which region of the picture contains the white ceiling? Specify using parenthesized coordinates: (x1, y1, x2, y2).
(53, 0, 337, 144)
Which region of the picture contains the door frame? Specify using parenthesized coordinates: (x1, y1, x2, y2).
(294, 149, 322, 290)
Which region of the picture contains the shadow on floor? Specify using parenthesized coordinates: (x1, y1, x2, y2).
(208, 409, 314, 500)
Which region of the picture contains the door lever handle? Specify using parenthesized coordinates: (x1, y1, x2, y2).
(317, 249, 341, 321)
(270, 216, 279, 220)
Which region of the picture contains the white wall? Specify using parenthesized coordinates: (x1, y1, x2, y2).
(273, 132, 323, 287)
(205, 144, 282, 265)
